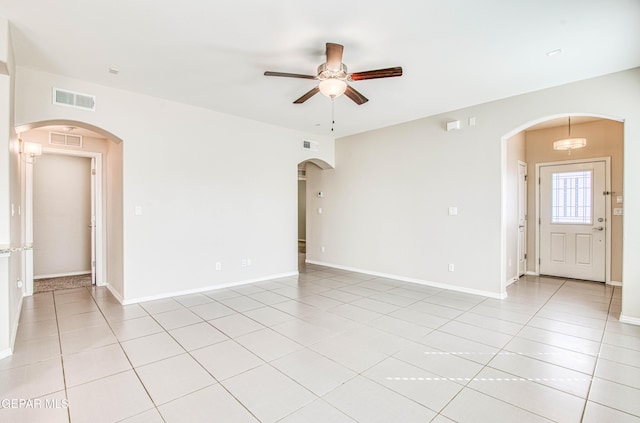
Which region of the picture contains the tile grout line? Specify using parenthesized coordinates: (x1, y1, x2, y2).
(50, 290, 73, 423)
(140, 297, 266, 422)
(431, 276, 569, 421)
(84, 286, 165, 422)
(579, 284, 616, 422)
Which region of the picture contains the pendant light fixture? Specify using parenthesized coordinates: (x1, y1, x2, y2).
(553, 117, 587, 153)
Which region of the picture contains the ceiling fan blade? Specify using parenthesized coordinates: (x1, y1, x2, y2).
(293, 86, 320, 104)
(350, 67, 403, 81)
(264, 71, 316, 80)
(344, 85, 368, 105)
(326, 43, 344, 71)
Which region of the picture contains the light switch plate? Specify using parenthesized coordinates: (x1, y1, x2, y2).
(448, 207, 458, 216)
(446, 121, 460, 131)
(614, 208, 623, 216)
(616, 196, 623, 204)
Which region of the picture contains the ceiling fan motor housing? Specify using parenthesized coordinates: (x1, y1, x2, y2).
(317, 63, 349, 81)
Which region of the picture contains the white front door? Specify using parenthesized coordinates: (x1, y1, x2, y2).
(539, 161, 606, 282)
(517, 161, 527, 277)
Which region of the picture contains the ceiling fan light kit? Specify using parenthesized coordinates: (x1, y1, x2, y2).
(318, 79, 347, 98)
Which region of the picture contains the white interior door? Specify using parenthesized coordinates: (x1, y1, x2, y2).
(539, 161, 606, 281)
(517, 161, 527, 276)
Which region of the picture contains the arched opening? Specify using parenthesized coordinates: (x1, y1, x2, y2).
(16, 120, 124, 299)
(297, 158, 333, 272)
(501, 113, 624, 295)
(15, 120, 124, 144)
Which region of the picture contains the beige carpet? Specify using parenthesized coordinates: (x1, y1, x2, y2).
(34, 274, 93, 293)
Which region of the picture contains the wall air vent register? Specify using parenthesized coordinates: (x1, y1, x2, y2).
(302, 139, 318, 151)
(49, 132, 83, 148)
(52, 87, 96, 111)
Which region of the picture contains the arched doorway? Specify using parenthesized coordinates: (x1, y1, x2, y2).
(501, 114, 624, 294)
(297, 158, 333, 272)
(15, 120, 123, 297)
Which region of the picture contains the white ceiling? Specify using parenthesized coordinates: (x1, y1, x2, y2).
(2, 0, 639, 138)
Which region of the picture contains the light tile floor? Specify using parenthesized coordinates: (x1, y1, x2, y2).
(1, 265, 640, 422)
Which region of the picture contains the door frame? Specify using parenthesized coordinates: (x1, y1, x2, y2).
(534, 157, 612, 283)
(517, 160, 528, 278)
(25, 147, 104, 295)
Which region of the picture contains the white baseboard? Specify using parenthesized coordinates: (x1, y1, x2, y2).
(525, 271, 539, 276)
(34, 270, 91, 279)
(608, 280, 622, 287)
(105, 283, 125, 304)
(619, 314, 640, 326)
(10, 292, 24, 350)
(0, 348, 12, 360)
(306, 260, 507, 299)
(121, 271, 299, 305)
(506, 276, 519, 287)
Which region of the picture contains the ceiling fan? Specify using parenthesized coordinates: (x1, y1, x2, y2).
(264, 42, 403, 105)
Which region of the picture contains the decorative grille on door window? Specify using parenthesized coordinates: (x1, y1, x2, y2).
(551, 170, 592, 224)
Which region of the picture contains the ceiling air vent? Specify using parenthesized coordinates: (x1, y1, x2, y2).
(302, 139, 318, 151)
(53, 88, 96, 111)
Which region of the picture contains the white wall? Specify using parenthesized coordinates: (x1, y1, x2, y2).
(308, 116, 507, 297)
(14, 66, 335, 303)
(33, 154, 92, 277)
(106, 140, 123, 296)
(308, 68, 640, 323)
(7, 64, 640, 331)
(506, 132, 525, 283)
(0, 17, 13, 357)
(298, 180, 306, 240)
(0, 16, 23, 356)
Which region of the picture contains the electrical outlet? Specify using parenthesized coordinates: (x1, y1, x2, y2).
(321, 246, 325, 253)
(215, 262, 222, 271)
(448, 264, 455, 272)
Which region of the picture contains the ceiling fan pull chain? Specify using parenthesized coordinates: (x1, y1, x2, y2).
(331, 97, 336, 132)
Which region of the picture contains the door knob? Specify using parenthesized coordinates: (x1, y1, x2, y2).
(518, 225, 525, 228)
(593, 226, 604, 231)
